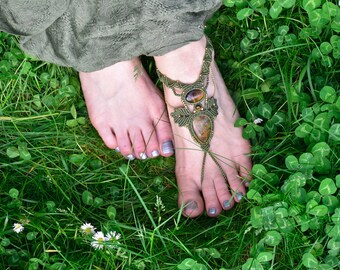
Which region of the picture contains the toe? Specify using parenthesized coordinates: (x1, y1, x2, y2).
(96, 127, 118, 150)
(116, 132, 133, 157)
(154, 113, 174, 157)
(213, 175, 234, 210)
(161, 140, 175, 157)
(238, 155, 253, 187)
(142, 127, 160, 158)
(177, 175, 204, 218)
(202, 177, 222, 217)
(129, 129, 147, 160)
(225, 167, 246, 203)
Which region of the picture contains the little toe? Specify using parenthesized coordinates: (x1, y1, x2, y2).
(93, 125, 117, 150)
(238, 156, 253, 187)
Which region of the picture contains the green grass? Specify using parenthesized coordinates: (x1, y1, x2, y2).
(1, 1, 340, 269)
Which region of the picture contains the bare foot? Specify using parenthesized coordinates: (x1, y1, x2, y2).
(155, 37, 252, 217)
(79, 58, 174, 160)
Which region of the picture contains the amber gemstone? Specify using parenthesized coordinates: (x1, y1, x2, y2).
(195, 104, 203, 111)
(193, 115, 211, 143)
(185, 89, 204, 103)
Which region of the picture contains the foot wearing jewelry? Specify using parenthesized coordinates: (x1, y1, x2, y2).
(79, 58, 174, 160)
(155, 36, 252, 217)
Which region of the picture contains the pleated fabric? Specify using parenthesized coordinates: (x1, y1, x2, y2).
(0, 0, 221, 72)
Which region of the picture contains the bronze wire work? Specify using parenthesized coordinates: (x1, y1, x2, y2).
(157, 37, 229, 184)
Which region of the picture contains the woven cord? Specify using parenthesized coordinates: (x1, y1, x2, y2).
(156, 38, 214, 94)
(157, 37, 229, 184)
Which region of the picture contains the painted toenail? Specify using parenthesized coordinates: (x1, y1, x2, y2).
(236, 192, 244, 201)
(162, 141, 174, 154)
(139, 153, 147, 160)
(151, 150, 159, 157)
(223, 200, 231, 209)
(184, 201, 198, 211)
(115, 147, 120, 153)
(208, 208, 217, 215)
(125, 154, 135, 161)
(244, 180, 251, 187)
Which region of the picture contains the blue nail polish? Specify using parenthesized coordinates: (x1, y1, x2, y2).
(208, 208, 217, 215)
(162, 141, 174, 154)
(236, 192, 244, 201)
(184, 201, 198, 211)
(115, 147, 120, 153)
(223, 200, 231, 209)
(125, 154, 135, 161)
(151, 150, 159, 157)
(139, 153, 147, 160)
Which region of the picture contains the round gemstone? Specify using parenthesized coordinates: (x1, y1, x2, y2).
(185, 89, 204, 103)
(195, 104, 203, 111)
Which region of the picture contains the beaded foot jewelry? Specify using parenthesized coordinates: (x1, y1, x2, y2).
(157, 37, 228, 183)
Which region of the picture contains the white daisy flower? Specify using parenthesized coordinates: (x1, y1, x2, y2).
(81, 222, 96, 235)
(91, 231, 106, 250)
(105, 231, 121, 249)
(13, 223, 24, 233)
(106, 231, 121, 241)
(253, 118, 264, 125)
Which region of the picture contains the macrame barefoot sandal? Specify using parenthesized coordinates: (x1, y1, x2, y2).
(157, 37, 228, 182)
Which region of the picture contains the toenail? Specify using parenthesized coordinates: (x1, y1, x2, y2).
(223, 200, 231, 209)
(139, 153, 147, 160)
(125, 154, 135, 161)
(115, 147, 120, 153)
(184, 201, 198, 211)
(162, 141, 174, 154)
(151, 150, 159, 157)
(208, 208, 217, 215)
(236, 192, 244, 201)
(244, 180, 250, 187)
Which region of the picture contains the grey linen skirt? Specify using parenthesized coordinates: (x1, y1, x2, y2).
(0, 0, 221, 72)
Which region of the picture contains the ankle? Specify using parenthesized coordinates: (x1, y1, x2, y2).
(154, 36, 207, 83)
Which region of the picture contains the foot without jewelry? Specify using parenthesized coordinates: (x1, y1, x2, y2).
(79, 57, 175, 160)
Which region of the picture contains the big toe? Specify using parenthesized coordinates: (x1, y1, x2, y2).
(177, 177, 204, 218)
(154, 112, 174, 157)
